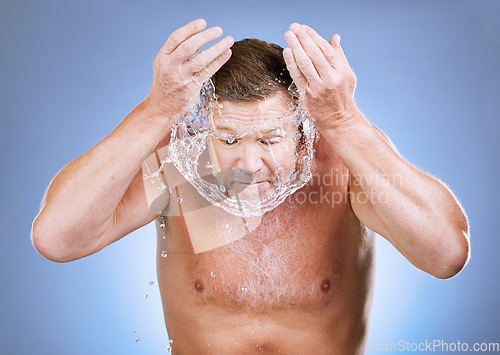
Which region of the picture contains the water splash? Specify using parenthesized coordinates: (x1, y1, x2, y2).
(145, 79, 315, 217)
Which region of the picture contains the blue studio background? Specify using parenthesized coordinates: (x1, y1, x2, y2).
(1, 0, 499, 354)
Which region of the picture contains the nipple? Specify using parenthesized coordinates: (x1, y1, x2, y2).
(194, 279, 204, 292)
(320, 279, 331, 292)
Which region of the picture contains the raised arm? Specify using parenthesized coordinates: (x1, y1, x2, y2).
(283, 23, 470, 279)
(31, 19, 234, 262)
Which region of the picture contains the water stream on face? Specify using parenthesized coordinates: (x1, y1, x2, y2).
(143, 79, 316, 217)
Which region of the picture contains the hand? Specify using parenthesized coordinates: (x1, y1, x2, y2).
(145, 19, 234, 121)
(283, 23, 357, 130)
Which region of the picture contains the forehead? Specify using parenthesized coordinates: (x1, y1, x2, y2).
(212, 94, 294, 131)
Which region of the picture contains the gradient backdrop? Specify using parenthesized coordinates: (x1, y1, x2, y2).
(1, 0, 499, 353)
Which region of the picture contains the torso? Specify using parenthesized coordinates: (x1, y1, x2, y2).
(154, 140, 376, 354)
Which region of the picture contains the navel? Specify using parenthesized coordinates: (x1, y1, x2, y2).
(320, 279, 331, 292)
(194, 279, 204, 292)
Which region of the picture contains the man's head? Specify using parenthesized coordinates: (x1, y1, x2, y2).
(167, 38, 315, 216)
(208, 39, 300, 199)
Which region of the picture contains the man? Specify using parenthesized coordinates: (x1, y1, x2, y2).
(31, 19, 470, 354)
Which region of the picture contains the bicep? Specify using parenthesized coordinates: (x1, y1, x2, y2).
(91, 150, 170, 253)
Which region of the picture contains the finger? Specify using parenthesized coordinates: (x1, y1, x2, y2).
(282, 47, 308, 90)
(284, 30, 320, 84)
(175, 26, 224, 62)
(329, 34, 342, 51)
(304, 25, 344, 67)
(289, 22, 300, 31)
(292, 25, 332, 78)
(187, 36, 234, 73)
(193, 48, 232, 84)
(163, 19, 207, 54)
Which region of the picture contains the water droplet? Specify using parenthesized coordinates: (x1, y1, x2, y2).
(177, 197, 183, 203)
(241, 286, 247, 292)
(211, 271, 216, 277)
(166, 346, 171, 352)
(161, 251, 168, 258)
(136, 339, 141, 343)
(205, 162, 213, 169)
(132, 330, 136, 334)
(169, 339, 174, 344)
(224, 223, 229, 229)
(145, 294, 149, 299)
(149, 282, 154, 286)
(159, 223, 165, 228)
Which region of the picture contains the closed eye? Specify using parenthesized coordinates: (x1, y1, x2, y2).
(222, 138, 239, 145)
(259, 137, 281, 145)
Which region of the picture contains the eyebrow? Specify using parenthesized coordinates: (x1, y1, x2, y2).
(213, 124, 287, 135)
(213, 124, 238, 134)
(259, 127, 286, 135)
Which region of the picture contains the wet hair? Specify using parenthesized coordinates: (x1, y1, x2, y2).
(212, 38, 295, 102)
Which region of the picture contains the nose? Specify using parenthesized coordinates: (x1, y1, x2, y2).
(235, 142, 265, 174)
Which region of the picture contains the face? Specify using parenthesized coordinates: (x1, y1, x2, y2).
(208, 93, 298, 200)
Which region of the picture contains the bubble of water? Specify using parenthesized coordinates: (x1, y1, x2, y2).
(132, 330, 136, 334)
(169, 339, 174, 344)
(149, 281, 155, 286)
(160, 79, 315, 217)
(211, 271, 216, 277)
(241, 286, 247, 292)
(161, 251, 168, 258)
(166, 346, 171, 352)
(136, 339, 140, 343)
(145, 294, 149, 299)
(177, 197, 183, 203)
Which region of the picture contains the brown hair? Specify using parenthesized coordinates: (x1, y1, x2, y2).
(212, 38, 295, 102)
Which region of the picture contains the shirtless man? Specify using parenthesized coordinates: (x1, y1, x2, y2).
(31, 19, 470, 354)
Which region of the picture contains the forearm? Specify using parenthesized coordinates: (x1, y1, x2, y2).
(321, 111, 470, 278)
(32, 100, 171, 261)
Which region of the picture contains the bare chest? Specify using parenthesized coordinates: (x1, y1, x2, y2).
(160, 188, 368, 313)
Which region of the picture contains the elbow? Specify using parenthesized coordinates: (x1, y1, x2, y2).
(31, 217, 74, 263)
(429, 182, 471, 279)
(432, 228, 470, 280)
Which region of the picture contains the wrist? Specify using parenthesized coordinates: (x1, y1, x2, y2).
(140, 96, 174, 124)
(317, 106, 363, 133)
